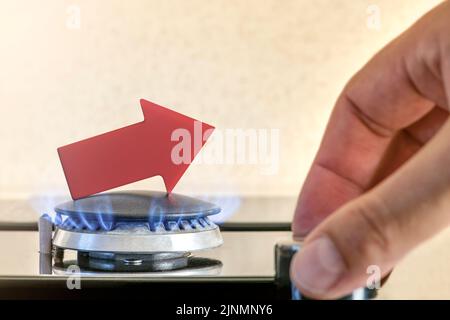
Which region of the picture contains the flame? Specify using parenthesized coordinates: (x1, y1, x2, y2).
(29, 189, 68, 225)
(198, 193, 241, 224)
(29, 186, 242, 232)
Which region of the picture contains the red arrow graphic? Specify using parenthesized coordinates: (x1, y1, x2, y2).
(58, 99, 214, 200)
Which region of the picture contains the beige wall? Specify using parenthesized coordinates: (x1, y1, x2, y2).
(0, 0, 442, 199)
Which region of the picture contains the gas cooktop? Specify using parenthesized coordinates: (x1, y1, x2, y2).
(0, 191, 375, 300)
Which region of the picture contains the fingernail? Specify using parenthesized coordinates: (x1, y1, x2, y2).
(291, 235, 345, 296)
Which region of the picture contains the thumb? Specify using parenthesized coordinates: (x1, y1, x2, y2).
(290, 120, 450, 299)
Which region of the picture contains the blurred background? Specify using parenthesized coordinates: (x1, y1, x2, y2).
(1, 0, 450, 299)
(0, 0, 441, 200)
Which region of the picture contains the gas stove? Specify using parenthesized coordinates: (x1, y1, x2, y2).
(0, 192, 376, 300)
(46, 191, 223, 274)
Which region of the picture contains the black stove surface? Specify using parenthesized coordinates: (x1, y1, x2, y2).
(0, 229, 293, 299)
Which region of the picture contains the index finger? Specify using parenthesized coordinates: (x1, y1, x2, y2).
(292, 4, 448, 236)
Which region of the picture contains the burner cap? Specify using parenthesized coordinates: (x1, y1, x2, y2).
(52, 191, 224, 255)
(54, 190, 220, 222)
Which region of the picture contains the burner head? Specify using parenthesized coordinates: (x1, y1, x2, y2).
(55, 190, 220, 224)
(52, 191, 223, 260)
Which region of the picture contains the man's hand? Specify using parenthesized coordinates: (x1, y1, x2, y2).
(290, 2, 450, 299)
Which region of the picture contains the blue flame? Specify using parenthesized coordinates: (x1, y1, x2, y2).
(92, 196, 113, 231)
(147, 197, 164, 230)
(198, 193, 241, 224)
(30, 190, 118, 231)
(30, 187, 242, 233)
(29, 190, 69, 226)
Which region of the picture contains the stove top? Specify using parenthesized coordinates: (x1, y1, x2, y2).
(0, 191, 376, 300)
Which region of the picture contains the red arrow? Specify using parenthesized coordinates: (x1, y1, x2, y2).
(58, 99, 214, 200)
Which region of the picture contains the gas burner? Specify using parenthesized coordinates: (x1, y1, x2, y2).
(53, 255, 223, 275)
(49, 191, 223, 272)
(77, 251, 191, 272)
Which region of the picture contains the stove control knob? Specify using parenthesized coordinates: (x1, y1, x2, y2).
(274, 241, 377, 300)
(274, 241, 301, 300)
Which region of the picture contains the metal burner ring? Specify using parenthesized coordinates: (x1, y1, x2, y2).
(53, 224, 223, 253)
(77, 251, 190, 272)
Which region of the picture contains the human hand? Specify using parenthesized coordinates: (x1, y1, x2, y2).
(290, 2, 450, 299)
